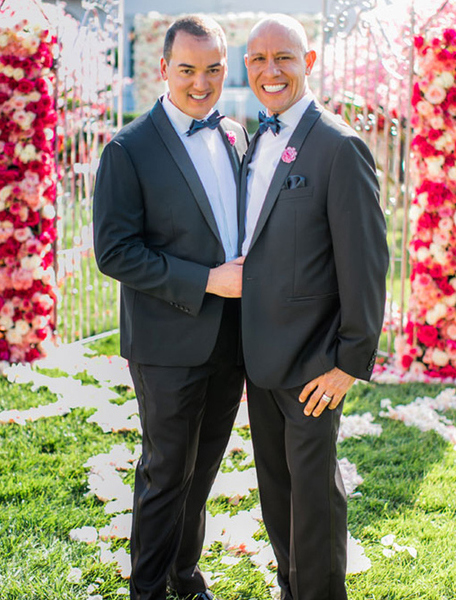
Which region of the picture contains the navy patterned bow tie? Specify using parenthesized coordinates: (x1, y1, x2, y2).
(258, 111, 282, 135)
(186, 110, 225, 136)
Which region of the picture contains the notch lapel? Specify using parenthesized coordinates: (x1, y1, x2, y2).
(247, 101, 323, 253)
(149, 100, 223, 247)
(217, 119, 240, 177)
(238, 130, 260, 255)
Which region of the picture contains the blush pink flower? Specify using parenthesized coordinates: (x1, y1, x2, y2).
(225, 131, 236, 146)
(281, 146, 297, 163)
(424, 84, 447, 105)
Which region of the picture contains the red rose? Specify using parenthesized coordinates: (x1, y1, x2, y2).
(417, 325, 439, 346)
(401, 355, 414, 369)
(17, 79, 35, 94)
(25, 347, 42, 362)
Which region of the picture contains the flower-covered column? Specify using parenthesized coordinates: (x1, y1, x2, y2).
(396, 27, 456, 378)
(0, 16, 58, 364)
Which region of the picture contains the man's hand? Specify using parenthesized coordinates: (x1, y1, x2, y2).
(206, 256, 245, 298)
(299, 367, 355, 417)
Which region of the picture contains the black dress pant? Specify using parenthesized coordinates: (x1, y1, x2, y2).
(246, 378, 348, 600)
(129, 299, 244, 600)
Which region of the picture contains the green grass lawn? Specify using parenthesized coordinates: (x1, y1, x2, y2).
(1, 339, 455, 599)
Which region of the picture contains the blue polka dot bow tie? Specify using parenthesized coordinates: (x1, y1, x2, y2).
(258, 111, 282, 135)
(186, 110, 225, 136)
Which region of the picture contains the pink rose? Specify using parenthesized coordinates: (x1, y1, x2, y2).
(281, 146, 297, 163)
(225, 131, 236, 146)
(424, 84, 446, 105)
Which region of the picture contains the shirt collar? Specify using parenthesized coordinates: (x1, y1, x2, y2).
(273, 91, 314, 133)
(162, 93, 215, 137)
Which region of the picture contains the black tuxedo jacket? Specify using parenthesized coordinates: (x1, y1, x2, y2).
(239, 100, 389, 389)
(93, 99, 248, 366)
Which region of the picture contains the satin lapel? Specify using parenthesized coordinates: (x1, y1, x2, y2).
(248, 101, 323, 252)
(217, 119, 240, 176)
(149, 100, 223, 246)
(238, 130, 261, 255)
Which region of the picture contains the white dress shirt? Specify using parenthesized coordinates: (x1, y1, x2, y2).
(162, 94, 238, 262)
(242, 93, 314, 256)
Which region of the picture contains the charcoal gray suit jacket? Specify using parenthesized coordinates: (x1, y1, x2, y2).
(239, 100, 389, 389)
(93, 98, 249, 366)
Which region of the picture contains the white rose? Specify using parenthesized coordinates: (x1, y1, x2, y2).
(0, 33, 9, 48)
(425, 155, 445, 177)
(33, 266, 45, 280)
(426, 302, 447, 325)
(28, 91, 41, 102)
(21, 255, 41, 270)
(5, 328, 23, 345)
(429, 116, 445, 129)
(448, 167, 456, 181)
(12, 68, 25, 81)
(409, 204, 423, 223)
(416, 247, 431, 262)
(15, 320, 30, 336)
(4, 65, 14, 77)
(416, 192, 428, 208)
(42, 205, 56, 220)
(435, 132, 454, 152)
(0, 315, 14, 330)
(445, 294, 456, 307)
(435, 72, 455, 88)
(432, 348, 449, 367)
(429, 243, 447, 264)
(0, 185, 12, 203)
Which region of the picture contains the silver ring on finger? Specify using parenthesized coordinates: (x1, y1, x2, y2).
(321, 393, 333, 403)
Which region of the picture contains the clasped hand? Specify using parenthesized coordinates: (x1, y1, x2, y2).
(206, 256, 245, 298)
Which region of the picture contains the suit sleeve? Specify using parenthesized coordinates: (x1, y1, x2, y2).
(93, 140, 210, 317)
(327, 135, 389, 380)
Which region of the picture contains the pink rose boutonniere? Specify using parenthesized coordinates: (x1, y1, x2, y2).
(281, 146, 297, 163)
(226, 131, 236, 146)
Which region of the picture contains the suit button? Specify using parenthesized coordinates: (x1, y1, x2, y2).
(214, 262, 222, 267)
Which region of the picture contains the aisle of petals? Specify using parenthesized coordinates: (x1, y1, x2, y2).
(6, 344, 453, 595)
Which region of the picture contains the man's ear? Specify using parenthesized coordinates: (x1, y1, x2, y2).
(244, 53, 248, 68)
(305, 50, 317, 75)
(160, 57, 168, 81)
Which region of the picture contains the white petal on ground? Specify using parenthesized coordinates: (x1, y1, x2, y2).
(67, 567, 83, 583)
(381, 534, 396, 546)
(99, 514, 132, 540)
(338, 457, 364, 496)
(234, 399, 249, 427)
(209, 468, 258, 498)
(69, 526, 98, 544)
(346, 533, 371, 573)
(380, 390, 456, 445)
(338, 413, 382, 442)
(113, 548, 132, 578)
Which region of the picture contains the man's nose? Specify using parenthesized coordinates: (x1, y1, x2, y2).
(193, 73, 209, 90)
(263, 59, 281, 76)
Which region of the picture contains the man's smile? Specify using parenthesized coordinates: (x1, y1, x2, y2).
(262, 84, 287, 93)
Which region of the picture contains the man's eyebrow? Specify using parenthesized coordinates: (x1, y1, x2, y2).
(177, 62, 222, 68)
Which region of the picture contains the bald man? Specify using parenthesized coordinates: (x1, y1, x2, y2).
(239, 15, 388, 600)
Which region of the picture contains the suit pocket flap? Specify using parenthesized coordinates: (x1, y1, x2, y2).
(277, 186, 314, 201)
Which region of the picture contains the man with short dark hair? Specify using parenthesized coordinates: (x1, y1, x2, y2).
(93, 15, 248, 600)
(239, 14, 389, 600)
